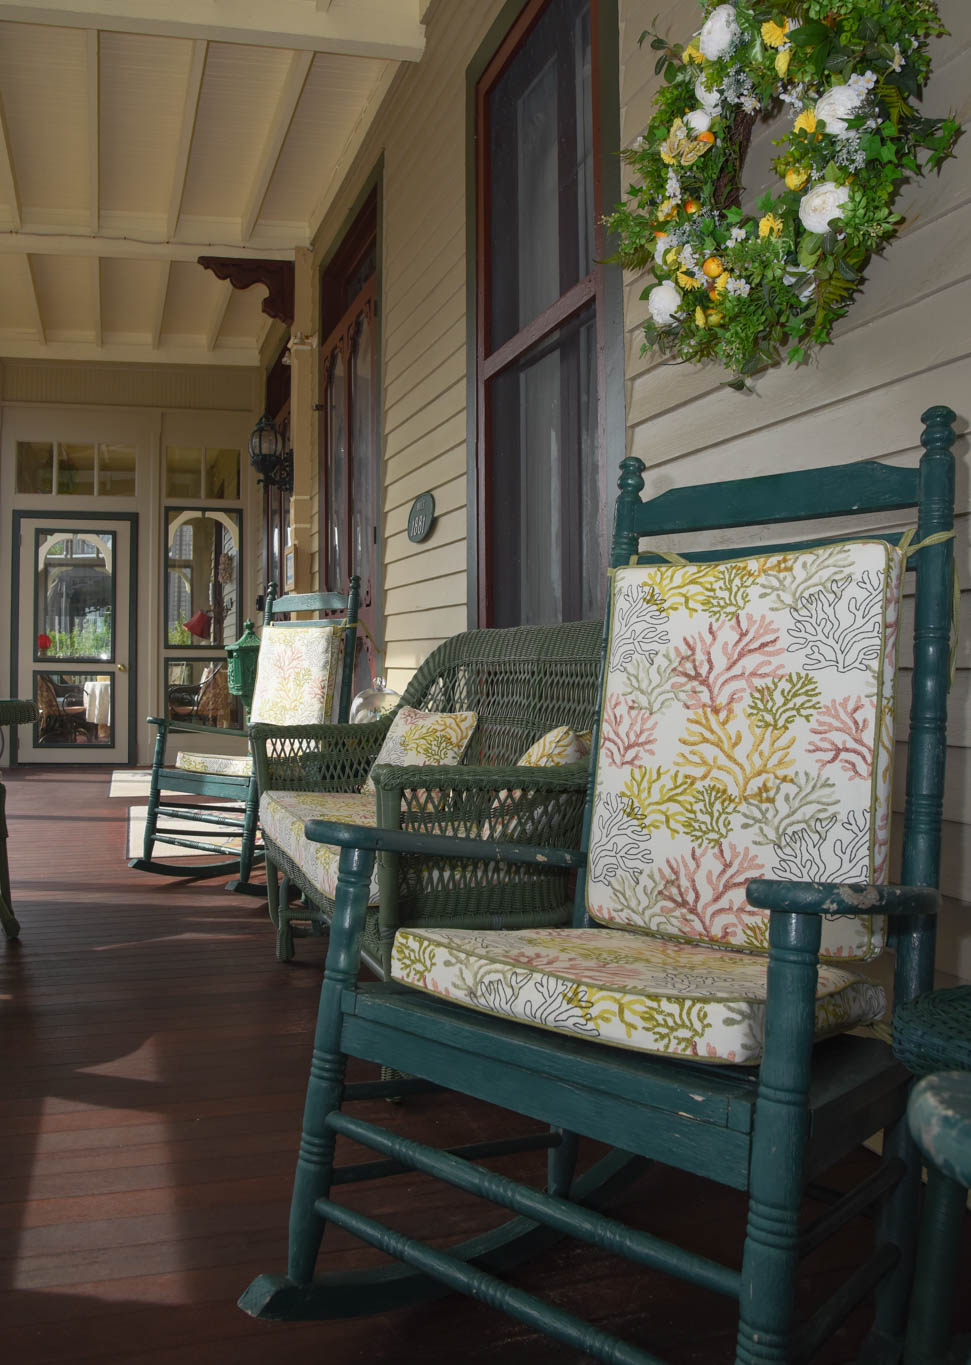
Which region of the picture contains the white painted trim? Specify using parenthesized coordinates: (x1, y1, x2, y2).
(0, 233, 295, 261)
(166, 39, 208, 242)
(241, 49, 314, 244)
(0, 1, 426, 60)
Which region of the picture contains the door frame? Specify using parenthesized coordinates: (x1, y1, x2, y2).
(10, 509, 138, 765)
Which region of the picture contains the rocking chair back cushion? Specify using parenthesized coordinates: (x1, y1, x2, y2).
(248, 623, 344, 727)
(588, 541, 903, 960)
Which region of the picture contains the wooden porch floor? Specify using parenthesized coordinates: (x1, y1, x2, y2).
(2, 766, 968, 1365)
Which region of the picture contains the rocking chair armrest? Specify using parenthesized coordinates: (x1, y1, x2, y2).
(303, 818, 587, 870)
(367, 759, 589, 793)
(145, 715, 249, 740)
(747, 879, 940, 919)
(249, 716, 393, 748)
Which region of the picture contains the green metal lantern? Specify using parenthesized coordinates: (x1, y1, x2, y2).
(226, 619, 260, 720)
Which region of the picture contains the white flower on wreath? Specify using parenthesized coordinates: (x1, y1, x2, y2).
(798, 181, 850, 235)
(684, 108, 712, 134)
(647, 281, 682, 327)
(698, 4, 740, 60)
(654, 233, 673, 266)
(694, 76, 722, 113)
(814, 84, 864, 137)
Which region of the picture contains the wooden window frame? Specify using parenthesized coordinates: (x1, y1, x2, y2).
(467, 0, 623, 629)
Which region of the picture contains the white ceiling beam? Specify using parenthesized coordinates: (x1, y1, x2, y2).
(87, 28, 99, 233)
(91, 255, 102, 346)
(308, 61, 397, 243)
(0, 2, 425, 60)
(151, 258, 170, 349)
(0, 90, 21, 230)
(167, 39, 207, 241)
(241, 49, 312, 245)
(22, 255, 45, 342)
(206, 277, 235, 350)
(0, 233, 293, 261)
(0, 336, 261, 366)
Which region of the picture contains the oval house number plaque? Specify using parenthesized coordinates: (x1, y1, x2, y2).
(407, 492, 435, 544)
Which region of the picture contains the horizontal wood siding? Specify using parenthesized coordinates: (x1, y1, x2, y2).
(311, 0, 508, 692)
(616, 0, 971, 973)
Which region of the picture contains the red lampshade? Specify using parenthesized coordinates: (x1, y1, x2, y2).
(185, 609, 212, 639)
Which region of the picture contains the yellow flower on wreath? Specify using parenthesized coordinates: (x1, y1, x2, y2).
(695, 305, 707, 328)
(775, 48, 791, 77)
(794, 110, 818, 136)
(761, 18, 790, 48)
(682, 42, 704, 64)
(785, 166, 809, 190)
(759, 212, 784, 239)
(677, 270, 704, 290)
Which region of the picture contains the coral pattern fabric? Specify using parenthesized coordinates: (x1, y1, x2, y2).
(587, 542, 903, 960)
(249, 625, 342, 726)
(390, 925, 885, 1064)
(175, 751, 253, 777)
(259, 790, 381, 905)
(363, 707, 478, 795)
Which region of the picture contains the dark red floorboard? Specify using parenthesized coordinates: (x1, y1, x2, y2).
(2, 766, 969, 1363)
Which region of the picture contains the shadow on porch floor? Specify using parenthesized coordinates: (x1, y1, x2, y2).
(1, 767, 968, 1364)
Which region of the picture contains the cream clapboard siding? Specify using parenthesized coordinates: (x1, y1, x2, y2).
(617, 0, 971, 977)
(310, 0, 508, 694)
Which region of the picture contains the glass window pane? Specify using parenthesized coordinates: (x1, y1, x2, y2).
(166, 447, 202, 499)
(98, 445, 136, 496)
(204, 448, 240, 499)
(34, 671, 113, 747)
(488, 0, 592, 351)
(35, 529, 115, 659)
(16, 442, 54, 494)
(488, 304, 599, 627)
(324, 350, 347, 591)
(57, 444, 96, 495)
(165, 509, 240, 647)
(166, 659, 240, 730)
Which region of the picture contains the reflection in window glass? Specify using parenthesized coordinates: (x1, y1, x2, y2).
(36, 530, 115, 659)
(165, 509, 240, 647)
(34, 671, 112, 747)
(205, 448, 240, 499)
(98, 446, 136, 496)
(57, 445, 96, 495)
(166, 659, 241, 730)
(166, 447, 202, 499)
(16, 443, 54, 493)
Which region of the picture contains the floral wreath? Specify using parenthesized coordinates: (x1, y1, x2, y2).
(607, 1, 959, 387)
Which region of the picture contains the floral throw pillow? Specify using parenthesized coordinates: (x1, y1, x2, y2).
(363, 706, 478, 796)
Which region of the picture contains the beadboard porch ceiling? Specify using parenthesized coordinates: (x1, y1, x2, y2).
(0, 1, 426, 367)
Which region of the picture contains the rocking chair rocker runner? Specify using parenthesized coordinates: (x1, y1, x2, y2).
(241, 407, 958, 1363)
(130, 577, 360, 890)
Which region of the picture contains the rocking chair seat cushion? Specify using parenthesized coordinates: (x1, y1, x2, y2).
(390, 925, 886, 1065)
(175, 750, 253, 777)
(260, 790, 381, 905)
(589, 540, 904, 961)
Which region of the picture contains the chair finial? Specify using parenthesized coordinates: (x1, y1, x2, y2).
(920, 407, 957, 455)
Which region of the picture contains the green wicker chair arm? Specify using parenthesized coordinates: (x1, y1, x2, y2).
(303, 818, 587, 870)
(747, 880, 941, 918)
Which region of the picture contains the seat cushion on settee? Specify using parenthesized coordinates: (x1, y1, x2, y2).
(175, 751, 253, 777)
(390, 925, 885, 1065)
(259, 790, 381, 905)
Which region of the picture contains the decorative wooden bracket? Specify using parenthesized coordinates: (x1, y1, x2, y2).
(197, 257, 294, 326)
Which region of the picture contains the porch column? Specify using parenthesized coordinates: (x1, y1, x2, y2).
(289, 246, 318, 592)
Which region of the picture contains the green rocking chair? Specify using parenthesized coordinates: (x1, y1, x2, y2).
(130, 578, 360, 890)
(241, 407, 958, 1363)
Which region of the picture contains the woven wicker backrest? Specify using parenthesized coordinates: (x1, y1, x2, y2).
(399, 619, 604, 767)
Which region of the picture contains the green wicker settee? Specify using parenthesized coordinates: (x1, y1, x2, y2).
(250, 619, 604, 967)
